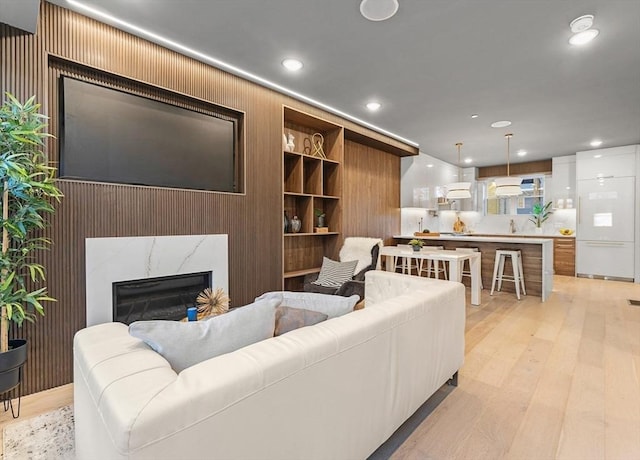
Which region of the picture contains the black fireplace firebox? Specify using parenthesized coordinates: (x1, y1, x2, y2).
(113, 272, 211, 325)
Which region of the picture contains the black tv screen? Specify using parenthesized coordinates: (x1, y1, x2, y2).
(60, 76, 238, 192)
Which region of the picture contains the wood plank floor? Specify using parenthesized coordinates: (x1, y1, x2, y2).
(1, 276, 639, 459)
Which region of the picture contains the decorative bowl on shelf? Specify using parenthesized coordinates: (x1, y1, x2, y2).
(559, 228, 574, 236)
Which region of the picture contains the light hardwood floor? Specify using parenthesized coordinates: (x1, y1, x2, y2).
(1, 276, 639, 459)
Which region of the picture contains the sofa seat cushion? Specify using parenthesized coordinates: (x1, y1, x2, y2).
(129, 298, 279, 372)
(274, 306, 328, 336)
(255, 291, 360, 319)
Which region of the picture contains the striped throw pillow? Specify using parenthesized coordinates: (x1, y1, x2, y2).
(313, 257, 358, 288)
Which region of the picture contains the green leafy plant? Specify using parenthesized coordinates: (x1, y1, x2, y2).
(408, 239, 424, 248)
(528, 201, 553, 228)
(0, 94, 63, 352)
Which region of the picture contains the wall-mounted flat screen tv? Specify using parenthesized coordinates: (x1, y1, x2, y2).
(59, 76, 239, 192)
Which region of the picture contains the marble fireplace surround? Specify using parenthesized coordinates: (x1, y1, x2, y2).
(85, 234, 228, 326)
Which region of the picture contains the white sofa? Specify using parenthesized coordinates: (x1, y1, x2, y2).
(74, 271, 465, 459)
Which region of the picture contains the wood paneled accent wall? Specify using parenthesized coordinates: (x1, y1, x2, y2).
(477, 159, 552, 178)
(0, 2, 412, 394)
(343, 139, 401, 244)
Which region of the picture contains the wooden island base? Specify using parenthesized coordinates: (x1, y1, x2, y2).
(394, 236, 553, 300)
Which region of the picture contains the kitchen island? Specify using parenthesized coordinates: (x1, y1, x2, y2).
(394, 234, 553, 301)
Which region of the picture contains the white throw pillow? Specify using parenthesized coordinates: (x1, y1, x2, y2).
(129, 298, 278, 373)
(255, 291, 359, 319)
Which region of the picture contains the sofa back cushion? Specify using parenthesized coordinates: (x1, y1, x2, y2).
(255, 291, 359, 318)
(129, 298, 278, 372)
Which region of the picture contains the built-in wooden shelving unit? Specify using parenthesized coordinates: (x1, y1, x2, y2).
(282, 106, 344, 290)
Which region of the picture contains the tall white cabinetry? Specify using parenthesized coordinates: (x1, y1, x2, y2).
(551, 155, 576, 207)
(575, 145, 638, 281)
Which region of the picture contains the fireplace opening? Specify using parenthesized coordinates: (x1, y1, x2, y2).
(113, 272, 211, 325)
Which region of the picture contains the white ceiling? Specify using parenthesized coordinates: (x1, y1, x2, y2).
(48, 0, 640, 166)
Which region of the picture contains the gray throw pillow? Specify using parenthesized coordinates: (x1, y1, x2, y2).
(255, 291, 360, 319)
(312, 257, 358, 288)
(274, 306, 328, 336)
(129, 298, 278, 372)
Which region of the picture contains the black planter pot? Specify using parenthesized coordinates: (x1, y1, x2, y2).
(0, 339, 27, 394)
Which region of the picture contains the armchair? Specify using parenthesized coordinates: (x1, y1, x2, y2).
(303, 237, 382, 299)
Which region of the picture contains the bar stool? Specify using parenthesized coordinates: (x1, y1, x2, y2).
(490, 249, 526, 300)
(417, 246, 447, 279)
(396, 244, 419, 275)
(455, 247, 483, 289)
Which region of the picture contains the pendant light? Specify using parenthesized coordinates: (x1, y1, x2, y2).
(494, 133, 523, 196)
(446, 142, 471, 200)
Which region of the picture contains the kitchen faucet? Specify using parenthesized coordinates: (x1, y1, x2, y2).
(509, 219, 516, 234)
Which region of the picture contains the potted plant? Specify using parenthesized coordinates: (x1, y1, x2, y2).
(529, 201, 553, 233)
(408, 239, 424, 252)
(0, 94, 62, 397)
(314, 208, 326, 228)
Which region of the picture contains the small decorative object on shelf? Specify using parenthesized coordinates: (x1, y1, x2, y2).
(186, 306, 197, 321)
(303, 137, 312, 156)
(282, 133, 288, 151)
(314, 227, 329, 233)
(286, 133, 295, 152)
(284, 211, 291, 233)
(290, 215, 302, 233)
(315, 208, 326, 228)
(408, 239, 424, 252)
(312, 133, 326, 158)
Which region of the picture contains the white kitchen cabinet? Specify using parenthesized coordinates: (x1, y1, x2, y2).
(576, 241, 635, 280)
(551, 155, 575, 207)
(576, 145, 637, 180)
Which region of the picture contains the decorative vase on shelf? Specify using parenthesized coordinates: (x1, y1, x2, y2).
(535, 227, 543, 234)
(284, 211, 290, 233)
(282, 133, 288, 151)
(317, 214, 326, 228)
(290, 215, 302, 233)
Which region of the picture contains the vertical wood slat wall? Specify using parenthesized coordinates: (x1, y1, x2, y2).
(343, 140, 401, 244)
(0, 2, 411, 395)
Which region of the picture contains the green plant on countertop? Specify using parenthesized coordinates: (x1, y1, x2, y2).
(528, 201, 553, 228)
(408, 239, 424, 248)
(0, 94, 63, 352)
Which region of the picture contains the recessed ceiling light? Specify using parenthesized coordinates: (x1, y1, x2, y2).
(517, 150, 527, 157)
(566, 186, 571, 190)
(470, 114, 479, 119)
(569, 29, 600, 46)
(594, 154, 602, 158)
(464, 158, 472, 164)
(366, 101, 381, 111)
(491, 120, 512, 128)
(426, 164, 434, 168)
(282, 58, 303, 71)
(570, 15, 594, 33)
(360, 0, 399, 21)
(590, 139, 603, 147)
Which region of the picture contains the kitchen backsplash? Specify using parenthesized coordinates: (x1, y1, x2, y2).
(401, 208, 577, 236)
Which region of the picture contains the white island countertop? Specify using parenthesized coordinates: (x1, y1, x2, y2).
(394, 234, 554, 244)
